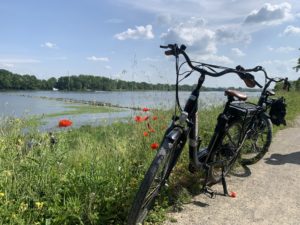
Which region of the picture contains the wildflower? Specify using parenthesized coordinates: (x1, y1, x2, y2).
(230, 191, 237, 198)
(142, 107, 150, 112)
(0, 192, 4, 197)
(143, 131, 149, 137)
(150, 142, 159, 150)
(134, 115, 149, 122)
(19, 202, 28, 212)
(3, 170, 12, 177)
(58, 119, 72, 127)
(134, 116, 143, 122)
(152, 116, 158, 120)
(35, 201, 44, 210)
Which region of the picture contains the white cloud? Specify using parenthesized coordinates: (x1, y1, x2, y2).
(0, 63, 14, 69)
(0, 58, 40, 64)
(282, 25, 300, 36)
(41, 42, 57, 49)
(156, 14, 173, 25)
(160, 17, 216, 54)
(215, 27, 252, 44)
(118, 0, 300, 26)
(105, 65, 111, 69)
(261, 58, 298, 78)
(86, 56, 109, 62)
(244, 2, 292, 25)
(231, 48, 245, 57)
(267, 46, 296, 53)
(114, 24, 154, 40)
(196, 54, 233, 65)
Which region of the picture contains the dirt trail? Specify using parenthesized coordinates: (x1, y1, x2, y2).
(165, 118, 300, 225)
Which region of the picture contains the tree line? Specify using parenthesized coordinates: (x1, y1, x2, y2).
(0, 69, 235, 92)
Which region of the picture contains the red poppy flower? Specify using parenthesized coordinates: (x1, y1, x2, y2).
(230, 191, 237, 198)
(152, 116, 158, 120)
(134, 116, 143, 122)
(142, 107, 150, 112)
(143, 116, 149, 121)
(58, 119, 73, 127)
(150, 142, 159, 150)
(143, 131, 149, 137)
(149, 128, 155, 133)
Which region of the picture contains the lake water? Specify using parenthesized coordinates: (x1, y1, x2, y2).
(0, 91, 260, 130)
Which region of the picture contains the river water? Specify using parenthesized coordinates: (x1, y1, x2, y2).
(0, 91, 260, 130)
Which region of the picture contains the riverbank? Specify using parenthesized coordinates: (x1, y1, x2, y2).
(0, 91, 298, 224)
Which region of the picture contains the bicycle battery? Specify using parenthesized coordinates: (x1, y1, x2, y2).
(228, 101, 259, 118)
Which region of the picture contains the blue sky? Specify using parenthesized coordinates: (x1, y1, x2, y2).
(0, 0, 299, 87)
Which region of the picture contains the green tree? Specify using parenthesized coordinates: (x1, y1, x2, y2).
(294, 58, 300, 72)
(47, 77, 57, 89)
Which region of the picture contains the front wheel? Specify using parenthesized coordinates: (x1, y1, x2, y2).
(239, 115, 272, 165)
(127, 127, 185, 225)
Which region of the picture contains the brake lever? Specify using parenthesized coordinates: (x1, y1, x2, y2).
(160, 45, 168, 49)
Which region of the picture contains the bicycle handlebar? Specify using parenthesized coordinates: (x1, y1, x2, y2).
(160, 44, 262, 88)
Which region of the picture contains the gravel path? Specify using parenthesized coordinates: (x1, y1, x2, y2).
(165, 118, 300, 225)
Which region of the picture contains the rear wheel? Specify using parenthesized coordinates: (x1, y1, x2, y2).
(127, 128, 184, 225)
(208, 120, 243, 184)
(240, 115, 272, 165)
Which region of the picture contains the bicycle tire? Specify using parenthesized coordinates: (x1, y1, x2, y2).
(208, 120, 243, 184)
(127, 127, 184, 225)
(240, 114, 272, 165)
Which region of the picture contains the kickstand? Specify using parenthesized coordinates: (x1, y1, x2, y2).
(201, 166, 216, 199)
(221, 166, 229, 196)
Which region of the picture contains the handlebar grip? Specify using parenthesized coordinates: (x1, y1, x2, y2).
(160, 45, 168, 49)
(165, 50, 174, 56)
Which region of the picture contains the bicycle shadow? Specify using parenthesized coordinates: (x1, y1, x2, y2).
(265, 151, 300, 165)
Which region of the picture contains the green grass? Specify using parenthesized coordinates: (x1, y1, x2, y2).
(45, 105, 120, 118)
(0, 91, 299, 225)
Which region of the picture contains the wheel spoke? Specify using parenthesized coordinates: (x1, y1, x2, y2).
(240, 116, 272, 165)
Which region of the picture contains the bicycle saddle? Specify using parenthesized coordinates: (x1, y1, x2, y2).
(266, 90, 275, 96)
(225, 89, 247, 101)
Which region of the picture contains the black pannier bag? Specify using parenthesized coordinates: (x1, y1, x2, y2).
(269, 97, 287, 126)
